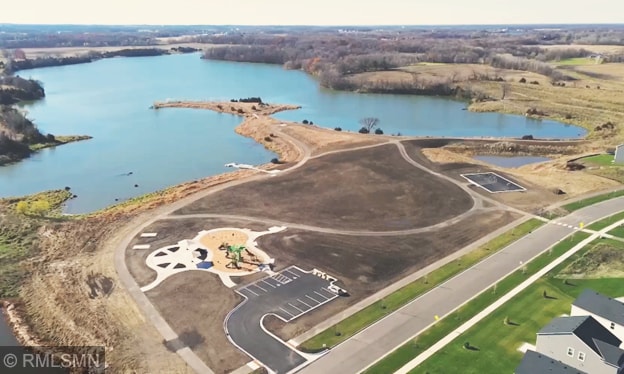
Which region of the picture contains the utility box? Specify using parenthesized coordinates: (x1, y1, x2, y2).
(614, 144, 624, 164)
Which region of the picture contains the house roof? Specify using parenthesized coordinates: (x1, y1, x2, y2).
(515, 350, 587, 374)
(573, 289, 624, 327)
(594, 338, 624, 368)
(538, 315, 622, 357)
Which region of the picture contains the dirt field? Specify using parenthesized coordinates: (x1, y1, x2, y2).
(126, 218, 271, 287)
(145, 271, 248, 374)
(280, 125, 389, 156)
(174, 144, 473, 230)
(18, 43, 213, 59)
(260, 208, 521, 340)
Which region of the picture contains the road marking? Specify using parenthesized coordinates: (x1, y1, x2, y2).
(262, 280, 276, 288)
(244, 287, 259, 296)
(313, 291, 328, 300)
(254, 283, 267, 292)
(279, 307, 294, 318)
(284, 270, 298, 279)
(297, 298, 311, 308)
(288, 303, 304, 313)
(306, 295, 321, 304)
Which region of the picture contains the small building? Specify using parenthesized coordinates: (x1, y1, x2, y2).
(614, 144, 624, 164)
(536, 315, 624, 373)
(515, 350, 587, 374)
(572, 290, 624, 342)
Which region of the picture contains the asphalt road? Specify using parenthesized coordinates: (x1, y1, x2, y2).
(296, 196, 624, 374)
(226, 267, 338, 374)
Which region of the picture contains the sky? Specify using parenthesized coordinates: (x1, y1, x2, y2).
(1, 0, 622, 26)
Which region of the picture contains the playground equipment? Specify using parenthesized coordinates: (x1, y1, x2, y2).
(226, 244, 246, 269)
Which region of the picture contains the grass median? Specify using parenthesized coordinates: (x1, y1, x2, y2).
(364, 231, 591, 374)
(298, 218, 544, 351)
(413, 238, 624, 374)
(586, 210, 624, 231)
(563, 189, 624, 212)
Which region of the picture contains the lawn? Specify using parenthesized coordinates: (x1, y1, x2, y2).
(364, 232, 590, 374)
(587, 210, 624, 231)
(608, 225, 624, 238)
(562, 189, 624, 212)
(581, 153, 615, 166)
(299, 219, 544, 351)
(412, 239, 624, 374)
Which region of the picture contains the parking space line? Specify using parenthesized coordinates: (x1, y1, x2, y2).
(288, 303, 304, 313)
(255, 283, 267, 292)
(284, 270, 298, 279)
(305, 295, 321, 304)
(290, 267, 305, 276)
(248, 285, 266, 295)
(262, 280, 276, 288)
(313, 291, 328, 300)
(297, 298, 311, 308)
(243, 287, 259, 296)
(279, 307, 294, 318)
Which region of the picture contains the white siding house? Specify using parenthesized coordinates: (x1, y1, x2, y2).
(572, 290, 624, 343)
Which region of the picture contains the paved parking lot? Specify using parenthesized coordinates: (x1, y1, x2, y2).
(238, 267, 338, 322)
(226, 266, 340, 373)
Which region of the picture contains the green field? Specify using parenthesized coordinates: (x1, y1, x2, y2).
(608, 225, 624, 238)
(555, 57, 599, 66)
(413, 239, 624, 374)
(563, 189, 624, 212)
(299, 219, 544, 351)
(581, 154, 615, 166)
(364, 232, 590, 374)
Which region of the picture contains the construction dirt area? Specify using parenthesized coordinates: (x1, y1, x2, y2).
(175, 144, 474, 230)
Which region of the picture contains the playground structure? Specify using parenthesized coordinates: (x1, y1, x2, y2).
(220, 243, 259, 269)
(141, 226, 285, 291)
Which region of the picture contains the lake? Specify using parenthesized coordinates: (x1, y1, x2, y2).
(1, 53, 586, 213)
(474, 155, 552, 168)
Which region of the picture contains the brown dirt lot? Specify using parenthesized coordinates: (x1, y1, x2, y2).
(174, 144, 473, 230)
(126, 218, 271, 288)
(260, 208, 521, 340)
(145, 271, 247, 374)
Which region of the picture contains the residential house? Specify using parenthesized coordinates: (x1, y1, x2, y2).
(572, 289, 624, 342)
(515, 350, 587, 374)
(614, 145, 624, 164)
(536, 315, 624, 373)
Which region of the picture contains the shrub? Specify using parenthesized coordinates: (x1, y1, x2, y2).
(521, 134, 534, 140)
(334, 127, 342, 131)
(251, 105, 257, 110)
(270, 158, 280, 164)
(15, 201, 28, 215)
(374, 128, 384, 135)
(519, 77, 527, 83)
(530, 80, 540, 85)
(310, 121, 314, 125)
(264, 136, 272, 142)
(358, 127, 370, 134)
(230, 106, 236, 111)
(237, 108, 244, 114)
(503, 316, 509, 325)
(302, 119, 309, 124)
(46, 133, 56, 142)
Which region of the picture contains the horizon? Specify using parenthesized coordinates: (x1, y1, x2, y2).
(1, 0, 622, 26)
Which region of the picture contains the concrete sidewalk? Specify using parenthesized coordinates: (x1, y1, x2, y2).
(392, 218, 624, 374)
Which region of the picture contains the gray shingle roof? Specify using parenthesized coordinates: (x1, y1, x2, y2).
(515, 350, 587, 374)
(594, 338, 624, 367)
(573, 289, 624, 326)
(538, 315, 622, 356)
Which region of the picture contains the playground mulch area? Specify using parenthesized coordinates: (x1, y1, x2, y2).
(126, 218, 271, 288)
(144, 270, 248, 374)
(259, 208, 521, 341)
(173, 144, 473, 231)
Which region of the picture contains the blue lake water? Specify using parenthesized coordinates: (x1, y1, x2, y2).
(0, 53, 586, 213)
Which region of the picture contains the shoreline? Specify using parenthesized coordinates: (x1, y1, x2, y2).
(0, 135, 93, 167)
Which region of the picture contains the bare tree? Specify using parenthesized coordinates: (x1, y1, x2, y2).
(359, 117, 380, 133)
(501, 83, 509, 100)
